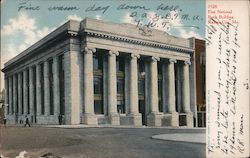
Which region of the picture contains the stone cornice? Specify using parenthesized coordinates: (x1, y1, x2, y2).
(86, 31, 194, 54)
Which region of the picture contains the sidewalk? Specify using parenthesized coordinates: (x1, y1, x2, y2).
(151, 133, 205, 144)
(43, 124, 206, 130)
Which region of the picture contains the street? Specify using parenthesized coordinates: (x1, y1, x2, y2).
(0, 126, 205, 158)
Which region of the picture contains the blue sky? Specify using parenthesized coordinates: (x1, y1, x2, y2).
(1, 0, 205, 89)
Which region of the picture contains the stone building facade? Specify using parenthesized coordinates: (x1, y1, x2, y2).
(2, 18, 196, 127)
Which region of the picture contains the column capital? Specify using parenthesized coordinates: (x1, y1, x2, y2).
(169, 58, 177, 64)
(131, 53, 140, 59)
(151, 56, 160, 62)
(53, 55, 59, 60)
(109, 50, 119, 56)
(84, 47, 96, 54)
(184, 60, 191, 65)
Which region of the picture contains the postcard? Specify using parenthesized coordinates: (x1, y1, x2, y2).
(0, 0, 249, 158)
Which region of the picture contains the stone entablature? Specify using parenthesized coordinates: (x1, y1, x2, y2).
(81, 18, 192, 49)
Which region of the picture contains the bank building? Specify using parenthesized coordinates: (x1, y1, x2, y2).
(2, 18, 197, 127)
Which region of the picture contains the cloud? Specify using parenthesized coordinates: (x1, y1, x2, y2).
(148, 11, 202, 39)
(178, 29, 202, 39)
(1, 44, 18, 63)
(1, 12, 55, 90)
(1, 12, 53, 54)
(67, 14, 82, 21)
(1, 13, 83, 63)
(122, 12, 137, 24)
(59, 14, 82, 26)
(1, 11, 55, 74)
(95, 15, 101, 20)
(37, 26, 53, 39)
(1, 12, 37, 37)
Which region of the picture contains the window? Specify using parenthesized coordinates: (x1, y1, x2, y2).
(117, 100, 125, 114)
(116, 57, 125, 72)
(158, 80, 162, 96)
(157, 62, 162, 75)
(138, 80, 145, 96)
(116, 57, 125, 114)
(94, 77, 102, 94)
(117, 79, 124, 94)
(93, 54, 103, 71)
(93, 51, 104, 115)
(138, 60, 145, 73)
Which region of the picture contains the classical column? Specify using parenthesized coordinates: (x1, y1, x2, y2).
(4, 77, 9, 116)
(23, 70, 28, 115)
(108, 50, 120, 125)
(64, 49, 82, 125)
(36, 64, 42, 116)
(18, 72, 22, 115)
(13, 75, 17, 116)
(168, 59, 177, 113)
(167, 59, 179, 126)
(82, 47, 97, 125)
(147, 56, 161, 126)
(183, 61, 191, 112)
(44, 60, 50, 116)
(183, 60, 193, 127)
(128, 53, 141, 126)
(53, 56, 60, 116)
(29, 67, 35, 117)
(149, 56, 159, 113)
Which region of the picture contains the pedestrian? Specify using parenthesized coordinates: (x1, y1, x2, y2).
(24, 116, 31, 127)
(3, 117, 6, 128)
(58, 114, 62, 125)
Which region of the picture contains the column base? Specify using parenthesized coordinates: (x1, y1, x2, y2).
(186, 112, 194, 128)
(170, 112, 179, 127)
(83, 114, 97, 125)
(147, 113, 162, 127)
(109, 114, 120, 125)
(127, 113, 142, 126)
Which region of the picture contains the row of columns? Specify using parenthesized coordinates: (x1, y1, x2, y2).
(5, 56, 61, 120)
(82, 47, 191, 126)
(5, 47, 192, 126)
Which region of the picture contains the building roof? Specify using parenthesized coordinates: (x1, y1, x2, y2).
(2, 18, 194, 72)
